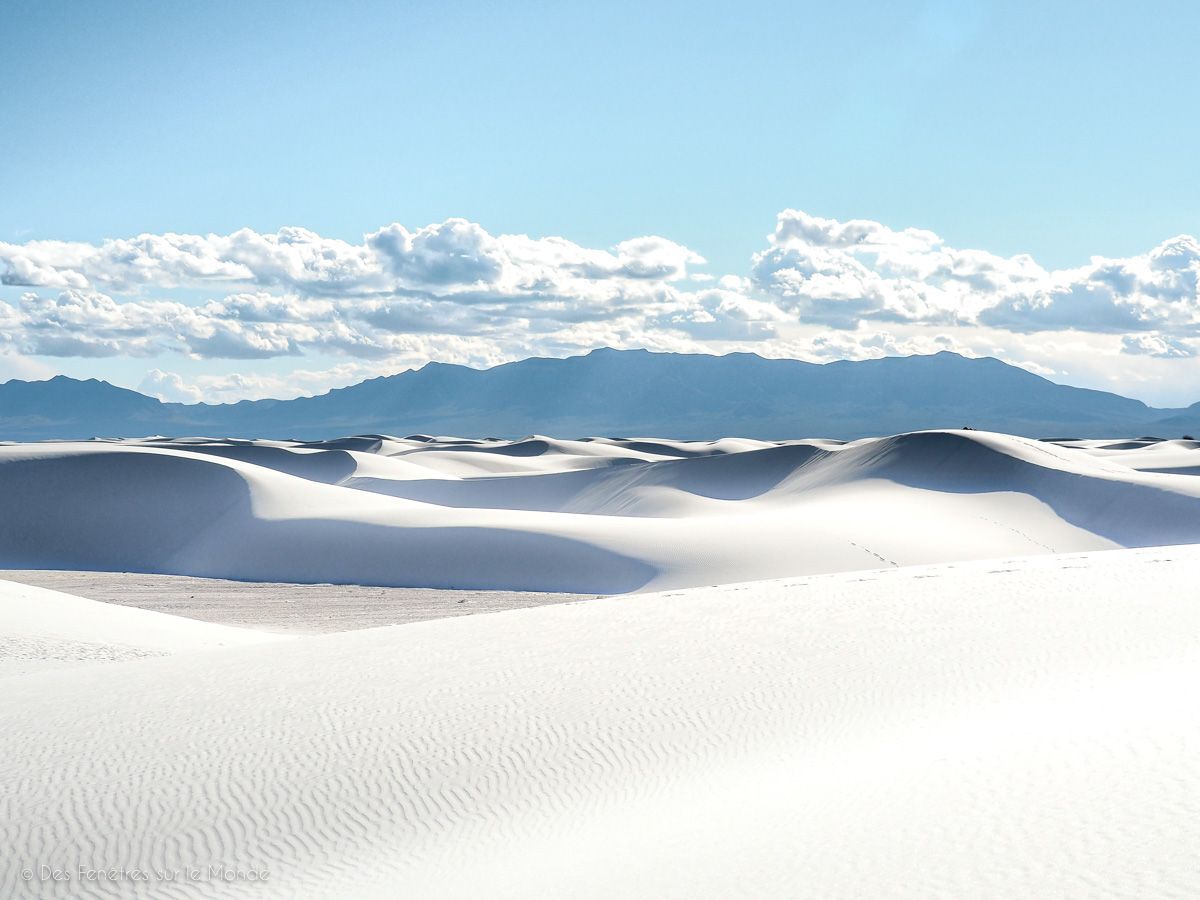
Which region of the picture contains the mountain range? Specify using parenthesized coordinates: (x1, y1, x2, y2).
(2, 348, 1199, 441)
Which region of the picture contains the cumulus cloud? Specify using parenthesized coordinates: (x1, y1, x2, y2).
(17, 291, 180, 358)
(5, 211, 1200, 404)
(10, 212, 1197, 350)
(798, 329, 969, 363)
(367, 220, 505, 286)
(140, 363, 392, 404)
(0, 219, 706, 301)
(753, 209, 1200, 335)
(4, 283, 735, 364)
(136, 350, 521, 404)
(138, 368, 205, 403)
(750, 209, 1043, 327)
(668, 289, 789, 341)
(981, 236, 1200, 334)
(1120, 333, 1198, 359)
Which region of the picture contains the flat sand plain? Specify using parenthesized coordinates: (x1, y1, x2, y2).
(0, 569, 592, 633)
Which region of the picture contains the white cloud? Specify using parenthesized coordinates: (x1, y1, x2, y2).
(1120, 332, 1198, 359)
(795, 329, 970, 363)
(669, 289, 789, 341)
(5, 211, 1200, 405)
(136, 351, 506, 404)
(0, 219, 706, 302)
(138, 368, 205, 403)
(0, 349, 55, 383)
(140, 364, 379, 404)
(752, 209, 1200, 335)
(17, 291, 180, 357)
(10, 212, 1196, 348)
(367, 220, 504, 286)
(751, 209, 1043, 327)
(981, 236, 1200, 334)
(5, 278, 749, 363)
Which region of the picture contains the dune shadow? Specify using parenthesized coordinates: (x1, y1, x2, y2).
(857, 431, 1200, 548)
(348, 443, 828, 512)
(0, 450, 656, 592)
(0, 451, 257, 572)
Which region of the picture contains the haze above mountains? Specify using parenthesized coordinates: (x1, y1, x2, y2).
(3, 349, 1199, 441)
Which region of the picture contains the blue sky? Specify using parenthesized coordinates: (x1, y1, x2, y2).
(3, 0, 1199, 404)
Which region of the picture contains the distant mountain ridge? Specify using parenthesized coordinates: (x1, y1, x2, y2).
(2, 348, 1198, 441)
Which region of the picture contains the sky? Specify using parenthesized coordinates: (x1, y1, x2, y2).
(2, 0, 1199, 406)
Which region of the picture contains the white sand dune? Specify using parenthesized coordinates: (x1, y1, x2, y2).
(0, 578, 280, 677)
(3, 430, 1200, 591)
(1064, 437, 1200, 475)
(2, 545, 1199, 898)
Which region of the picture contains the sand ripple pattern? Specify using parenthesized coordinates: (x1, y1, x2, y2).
(2, 545, 1199, 898)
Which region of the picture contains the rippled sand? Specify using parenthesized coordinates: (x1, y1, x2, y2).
(3, 546, 1199, 898)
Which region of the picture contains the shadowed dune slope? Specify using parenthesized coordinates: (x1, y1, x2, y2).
(2, 430, 1200, 591)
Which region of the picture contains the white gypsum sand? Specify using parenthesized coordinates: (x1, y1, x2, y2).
(0, 570, 594, 633)
(2, 429, 1200, 591)
(1, 545, 1199, 898)
(0, 578, 282, 677)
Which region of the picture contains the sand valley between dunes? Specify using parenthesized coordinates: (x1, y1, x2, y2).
(0, 569, 592, 633)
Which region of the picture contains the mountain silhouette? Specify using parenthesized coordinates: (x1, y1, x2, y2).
(2, 349, 1196, 440)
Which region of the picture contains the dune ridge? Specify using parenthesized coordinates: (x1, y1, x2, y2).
(3, 430, 1200, 591)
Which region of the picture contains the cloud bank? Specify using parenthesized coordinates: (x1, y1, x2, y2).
(3, 210, 1199, 402)
(752, 210, 1200, 340)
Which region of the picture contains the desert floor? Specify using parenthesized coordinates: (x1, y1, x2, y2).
(2, 430, 1199, 898)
